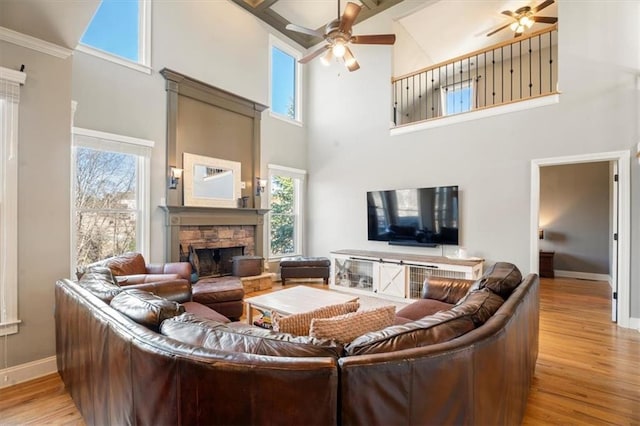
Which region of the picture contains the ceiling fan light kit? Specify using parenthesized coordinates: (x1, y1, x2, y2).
(285, 1, 396, 72)
(487, 0, 557, 38)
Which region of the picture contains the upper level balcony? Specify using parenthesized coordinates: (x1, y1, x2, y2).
(392, 25, 558, 129)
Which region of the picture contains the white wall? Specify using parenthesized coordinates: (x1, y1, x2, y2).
(306, 2, 639, 318)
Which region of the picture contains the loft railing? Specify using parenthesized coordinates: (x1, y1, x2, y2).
(392, 25, 558, 127)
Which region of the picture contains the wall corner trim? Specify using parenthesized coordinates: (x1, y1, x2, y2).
(0, 26, 73, 59)
(0, 356, 57, 389)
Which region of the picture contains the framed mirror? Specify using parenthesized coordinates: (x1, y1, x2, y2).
(183, 153, 241, 208)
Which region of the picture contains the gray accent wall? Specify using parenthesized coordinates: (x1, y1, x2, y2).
(539, 162, 610, 275)
(0, 41, 72, 368)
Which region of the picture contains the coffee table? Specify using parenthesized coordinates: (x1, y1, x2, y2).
(244, 285, 359, 325)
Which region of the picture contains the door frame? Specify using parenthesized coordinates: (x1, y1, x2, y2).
(530, 150, 631, 328)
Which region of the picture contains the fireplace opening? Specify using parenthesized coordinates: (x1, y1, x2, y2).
(187, 245, 245, 278)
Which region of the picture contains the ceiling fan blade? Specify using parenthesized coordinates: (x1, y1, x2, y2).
(299, 45, 330, 64)
(285, 23, 323, 38)
(501, 10, 517, 18)
(533, 16, 558, 24)
(351, 34, 396, 45)
(486, 22, 511, 37)
(339, 2, 362, 34)
(532, 0, 554, 13)
(343, 46, 360, 72)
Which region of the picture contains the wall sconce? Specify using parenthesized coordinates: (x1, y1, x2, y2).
(169, 167, 183, 190)
(538, 228, 545, 240)
(255, 177, 267, 196)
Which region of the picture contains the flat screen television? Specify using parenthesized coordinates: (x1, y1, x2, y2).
(367, 185, 459, 247)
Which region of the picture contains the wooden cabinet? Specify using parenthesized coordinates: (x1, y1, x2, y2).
(330, 249, 484, 301)
(539, 251, 555, 278)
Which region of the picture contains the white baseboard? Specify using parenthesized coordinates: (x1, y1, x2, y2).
(554, 270, 611, 282)
(0, 356, 57, 389)
(629, 317, 640, 332)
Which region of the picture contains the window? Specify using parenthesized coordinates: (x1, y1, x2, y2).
(72, 128, 152, 268)
(268, 165, 306, 258)
(78, 0, 151, 73)
(269, 35, 302, 123)
(0, 67, 25, 336)
(442, 80, 474, 116)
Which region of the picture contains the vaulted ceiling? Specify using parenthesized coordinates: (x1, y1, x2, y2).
(229, 0, 404, 48)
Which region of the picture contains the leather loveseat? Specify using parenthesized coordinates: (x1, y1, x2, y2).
(55, 262, 539, 425)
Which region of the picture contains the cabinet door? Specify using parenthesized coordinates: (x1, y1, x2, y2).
(376, 262, 405, 298)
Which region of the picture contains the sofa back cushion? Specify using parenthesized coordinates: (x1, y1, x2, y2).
(104, 252, 147, 276)
(422, 276, 475, 304)
(478, 262, 522, 299)
(309, 306, 396, 344)
(78, 266, 122, 302)
(453, 289, 504, 326)
(272, 302, 360, 336)
(161, 313, 344, 358)
(110, 289, 185, 330)
(344, 308, 476, 356)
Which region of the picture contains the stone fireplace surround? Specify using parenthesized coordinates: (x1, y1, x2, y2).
(161, 205, 269, 266)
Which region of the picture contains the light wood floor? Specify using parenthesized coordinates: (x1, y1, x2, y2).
(1, 278, 638, 425)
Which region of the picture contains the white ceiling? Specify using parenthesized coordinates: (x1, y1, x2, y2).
(0, 0, 557, 69)
(0, 0, 99, 49)
(396, 0, 558, 66)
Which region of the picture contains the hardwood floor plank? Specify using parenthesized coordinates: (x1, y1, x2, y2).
(0, 278, 638, 425)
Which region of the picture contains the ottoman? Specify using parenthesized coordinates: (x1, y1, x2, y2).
(192, 276, 245, 320)
(279, 256, 331, 286)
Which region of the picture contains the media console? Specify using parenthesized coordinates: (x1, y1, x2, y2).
(330, 249, 484, 301)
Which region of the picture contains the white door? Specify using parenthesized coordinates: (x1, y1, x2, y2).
(611, 161, 619, 322)
(377, 262, 405, 298)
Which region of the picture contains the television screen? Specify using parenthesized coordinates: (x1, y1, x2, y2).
(367, 186, 459, 246)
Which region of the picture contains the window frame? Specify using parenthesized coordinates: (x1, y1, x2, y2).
(71, 127, 153, 272)
(441, 79, 475, 116)
(267, 164, 306, 260)
(76, 0, 152, 74)
(0, 67, 25, 336)
(268, 34, 303, 126)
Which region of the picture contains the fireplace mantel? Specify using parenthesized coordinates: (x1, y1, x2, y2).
(161, 205, 269, 262)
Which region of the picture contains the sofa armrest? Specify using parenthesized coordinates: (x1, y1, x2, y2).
(125, 279, 192, 303)
(146, 262, 192, 281)
(422, 276, 476, 304)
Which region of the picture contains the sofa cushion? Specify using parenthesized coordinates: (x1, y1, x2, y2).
(78, 266, 122, 302)
(395, 299, 454, 322)
(309, 306, 396, 344)
(105, 252, 147, 276)
(160, 313, 344, 358)
(182, 301, 230, 324)
(272, 302, 360, 336)
(119, 273, 181, 285)
(344, 309, 476, 356)
(478, 262, 522, 299)
(110, 289, 185, 330)
(453, 288, 504, 326)
(422, 276, 474, 304)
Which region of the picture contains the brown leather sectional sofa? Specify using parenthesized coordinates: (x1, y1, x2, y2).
(55, 262, 539, 425)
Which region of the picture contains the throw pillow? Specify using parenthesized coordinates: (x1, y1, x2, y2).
(271, 301, 360, 336)
(110, 289, 185, 330)
(309, 305, 396, 344)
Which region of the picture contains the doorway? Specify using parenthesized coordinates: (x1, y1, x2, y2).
(530, 151, 631, 328)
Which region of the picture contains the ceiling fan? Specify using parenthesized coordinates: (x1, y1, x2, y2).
(285, 1, 396, 72)
(487, 0, 558, 38)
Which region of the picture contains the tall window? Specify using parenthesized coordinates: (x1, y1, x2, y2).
(442, 80, 474, 116)
(268, 165, 306, 258)
(78, 0, 151, 73)
(269, 35, 302, 123)
(0, 67, 25, 336)
(72, 128, 152, 267)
